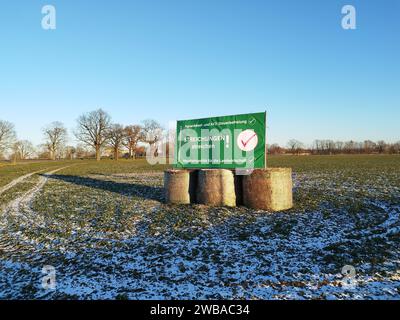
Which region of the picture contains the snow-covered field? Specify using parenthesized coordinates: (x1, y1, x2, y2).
(0, 157, 399, 299)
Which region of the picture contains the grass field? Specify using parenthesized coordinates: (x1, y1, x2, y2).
(0, 155, 399, 299)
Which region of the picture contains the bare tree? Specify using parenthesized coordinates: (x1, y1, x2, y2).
(142, 119, 163, 157)
(335, 141, 344, 153)
(0, 120, 16, 154)
(43, 122, 68, 160)
(165, 127, 176, 163)
(14, 140, 35, 160)
(287, 139, 304, 154)
(65, 146, 77, 160)
(313, 140, 321, 154)
(124, 125, 143, 159)
(268, 143, 284, 155)
(107, 124, 126, 161)
(327, 140, 336, 154)
(75, 109, 111, 161)
(363, 140, 376, 154)
(11, 143, 19, 164)
(376, 140, 387, 154)
(75, 144, 94, 159)
(344, 140, 356, 154)
(36, 144, 50, 160)
(392, 141, 400, 154)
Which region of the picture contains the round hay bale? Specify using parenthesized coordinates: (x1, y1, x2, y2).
(164, 169, 191, 204)
(242, 168, 293, 211)
(197, 169, 236, 207)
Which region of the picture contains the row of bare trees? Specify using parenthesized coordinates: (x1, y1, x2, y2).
(268, 139, 400, 155)
(311, 139, 400, 155)
(2, 113, 399, 161)
(0, 109, 164, 161)
(75, 110, 163, 161)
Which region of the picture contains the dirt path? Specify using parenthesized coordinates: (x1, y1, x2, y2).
(4, 166, 72, 215)
(0, 169, 50, 197)
(0, 166, 72, 253)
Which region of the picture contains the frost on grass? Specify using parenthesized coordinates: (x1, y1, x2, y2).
(0, 159, 399, 299)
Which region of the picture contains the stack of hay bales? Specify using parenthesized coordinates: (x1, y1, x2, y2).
(197, 169, 236, 207)
(242, 168, 292, 211)
(164, 167, 293, 212)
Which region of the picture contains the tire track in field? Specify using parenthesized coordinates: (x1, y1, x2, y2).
(0, 166, 72, 254)
(0, 168, 49, 197)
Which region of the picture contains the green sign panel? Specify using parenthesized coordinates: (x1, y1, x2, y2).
(175, 112, 266, 169)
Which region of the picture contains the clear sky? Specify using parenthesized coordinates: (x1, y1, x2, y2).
(0, 0, 399, 147)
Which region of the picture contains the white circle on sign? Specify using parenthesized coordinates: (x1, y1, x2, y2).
(237, 130, 258, 152)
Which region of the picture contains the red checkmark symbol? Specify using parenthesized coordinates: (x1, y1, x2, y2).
(241, 133, 257, 147)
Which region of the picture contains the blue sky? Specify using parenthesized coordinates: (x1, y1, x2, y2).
(0, 0, 399, 147)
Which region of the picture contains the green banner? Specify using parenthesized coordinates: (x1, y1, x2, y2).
(175, 112, 266, 169)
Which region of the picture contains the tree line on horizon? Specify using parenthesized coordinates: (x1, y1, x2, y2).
(1, 110, 399, 162)
(269, 139, 400, 155)
(0, 109, 164, 162)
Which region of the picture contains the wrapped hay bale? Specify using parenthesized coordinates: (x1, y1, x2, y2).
(242, 168, 293, 211)
(164, 169, 191, 204)
(197, 169, 236, 207)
